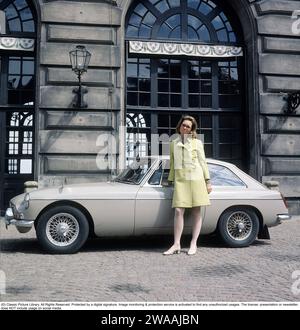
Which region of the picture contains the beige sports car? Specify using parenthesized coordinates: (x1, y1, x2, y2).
(3, 157, 290, 254)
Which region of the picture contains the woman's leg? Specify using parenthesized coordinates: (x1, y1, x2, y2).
(163, 207, 185, 255)
(188, 206, 202, 255)
(174, 207, 185, 246)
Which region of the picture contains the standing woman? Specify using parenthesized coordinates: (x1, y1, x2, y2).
(164, 115, 212, 256)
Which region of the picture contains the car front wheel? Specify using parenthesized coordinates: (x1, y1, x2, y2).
(36, 205, 89, 254)
(217, 207, 260, 247)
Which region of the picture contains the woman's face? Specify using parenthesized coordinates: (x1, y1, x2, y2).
(179, 119, 193, 136)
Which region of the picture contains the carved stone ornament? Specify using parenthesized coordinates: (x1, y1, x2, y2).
(0, 37, 35, 51)
(129, 40, 243, 58)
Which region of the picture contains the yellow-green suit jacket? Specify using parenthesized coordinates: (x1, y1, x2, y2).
(168, 136, 210, 208)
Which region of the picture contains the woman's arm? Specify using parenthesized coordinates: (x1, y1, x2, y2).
(197, 140, 212, 193)
(197, 140, 210, 181)
(168, 141, 174, 182)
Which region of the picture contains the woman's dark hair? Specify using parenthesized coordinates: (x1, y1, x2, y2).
(175, 115, 198, 138)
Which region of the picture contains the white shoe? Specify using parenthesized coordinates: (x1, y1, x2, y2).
(187, 246, 197, 255)
(163, 245, 181, 255)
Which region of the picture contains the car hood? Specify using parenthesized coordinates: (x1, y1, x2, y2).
(28, 181, 140, 200)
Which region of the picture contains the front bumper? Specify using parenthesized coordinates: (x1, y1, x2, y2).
(4, 207, 34, 229)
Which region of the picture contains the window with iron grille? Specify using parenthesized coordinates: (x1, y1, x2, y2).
(125, 0, 246, 169)
(0, 0, 36, 211)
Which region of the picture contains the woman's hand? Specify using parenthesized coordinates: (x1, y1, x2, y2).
(166, 180, 174, 187)
(206, 182, 212, 194)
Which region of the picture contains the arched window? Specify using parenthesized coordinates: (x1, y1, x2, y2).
(126, 0, 238, 43)
(125, 0, 246, 169)
(0, 0, 36, 211)
(3, 0, 35, 33)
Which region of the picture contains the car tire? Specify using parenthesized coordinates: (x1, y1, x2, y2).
(36, 205, 89, 254)
(217, 207, 260, 247)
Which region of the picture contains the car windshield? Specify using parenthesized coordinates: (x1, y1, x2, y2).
(114, 158, 154, 184)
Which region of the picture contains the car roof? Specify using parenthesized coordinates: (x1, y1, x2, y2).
(128, 156, 265, 188)
(140, 155, 237, 168)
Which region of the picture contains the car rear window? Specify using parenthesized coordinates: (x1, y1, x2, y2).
(208, 163, 245, 186)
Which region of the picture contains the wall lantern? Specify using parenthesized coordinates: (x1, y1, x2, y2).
(283, 91, 300, 114)
(69, 45, 91, 108)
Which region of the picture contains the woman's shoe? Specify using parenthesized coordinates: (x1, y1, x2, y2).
(187, 246, 197, 255)
(163, 245, 181, 255)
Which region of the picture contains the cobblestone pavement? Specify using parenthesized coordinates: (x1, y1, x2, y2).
(0, 217, 299, 302)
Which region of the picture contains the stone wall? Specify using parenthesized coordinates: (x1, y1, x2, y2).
(255, 0, 300, 214)
(38, 0, 122, 186)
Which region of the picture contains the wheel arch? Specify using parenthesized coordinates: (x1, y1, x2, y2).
(217, 204, 264, 233)
(34, 200, 95, 237)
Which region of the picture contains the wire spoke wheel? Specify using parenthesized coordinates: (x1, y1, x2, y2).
(218, 207, 259, 247)
(226, 211, 253, 241)
(46, 213, 79, 247)
(37, 206, 89, 253)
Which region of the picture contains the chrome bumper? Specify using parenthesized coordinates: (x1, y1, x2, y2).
(3, 207, 34, 229)
(276, 214, 291, 223)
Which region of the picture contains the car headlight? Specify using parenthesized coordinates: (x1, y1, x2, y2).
(23, 193, 30, 209)
(18, 193, 30, 213)
(24, 193, 30, 202)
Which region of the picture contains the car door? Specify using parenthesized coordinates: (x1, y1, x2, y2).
(134, 160, 174, 235)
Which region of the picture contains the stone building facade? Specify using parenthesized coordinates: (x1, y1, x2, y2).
(0, 0, 299, 214)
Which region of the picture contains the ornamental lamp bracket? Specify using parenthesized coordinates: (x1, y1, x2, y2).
(283, 91, 300, 114)
(69, 45, 91, 108)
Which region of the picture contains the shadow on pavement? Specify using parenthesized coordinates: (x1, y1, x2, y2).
(0, 234, 271, 255)
(0, 238, 41, 254)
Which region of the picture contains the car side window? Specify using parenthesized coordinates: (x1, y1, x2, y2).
(209, 163, 245, 186)
(161, 170, 170, 186)
(148, 163, 163, 185)
(162, 159, 171, 185)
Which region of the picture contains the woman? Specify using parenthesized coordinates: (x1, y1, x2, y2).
(163, 115, 212, 256)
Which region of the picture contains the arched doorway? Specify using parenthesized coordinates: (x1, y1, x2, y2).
(125, 0, 246, 169)
(0, 0, 37, 213)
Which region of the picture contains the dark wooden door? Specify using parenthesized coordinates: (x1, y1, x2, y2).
(0, 110, 34, 215)
(0, 0, 36, 215)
